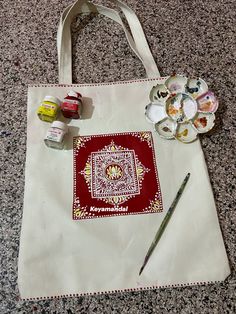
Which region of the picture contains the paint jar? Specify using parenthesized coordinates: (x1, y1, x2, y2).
(37, 96, 61, 122)
(61, 91, 82, 119)
(44, 121, 68, 149)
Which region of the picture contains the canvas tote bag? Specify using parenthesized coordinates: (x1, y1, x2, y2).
(18, 0, 230, 300)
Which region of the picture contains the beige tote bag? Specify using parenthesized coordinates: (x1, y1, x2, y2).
(18, 0, 230, 300)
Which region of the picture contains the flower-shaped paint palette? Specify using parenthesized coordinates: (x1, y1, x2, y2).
(145, 75, 218, 143)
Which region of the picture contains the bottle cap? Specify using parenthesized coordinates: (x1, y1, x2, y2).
(51, 121, 68, 133)
(44, 96, 61, 106)
(67, 90, 82, 98)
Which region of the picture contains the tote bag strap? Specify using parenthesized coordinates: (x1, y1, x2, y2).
(57, 0, 144, 83)
(58, 0, 160, 83)
(110, 0, 160, 78)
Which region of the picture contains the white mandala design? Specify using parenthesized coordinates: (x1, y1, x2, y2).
(81, 141, 149, 206)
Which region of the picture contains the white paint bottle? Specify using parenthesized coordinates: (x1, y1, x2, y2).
(44, 121, 68, 149)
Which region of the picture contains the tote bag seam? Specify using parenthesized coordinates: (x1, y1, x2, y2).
(19, 280, 222, 300)
(29, 77, 167, 88)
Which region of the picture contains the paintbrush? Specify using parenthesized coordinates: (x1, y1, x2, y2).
(139, 173, 190, 276)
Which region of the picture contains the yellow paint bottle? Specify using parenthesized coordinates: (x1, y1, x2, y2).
(37, 96, 60, 122)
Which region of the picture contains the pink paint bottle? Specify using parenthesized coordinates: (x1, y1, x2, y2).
(61, 91, 82, 119)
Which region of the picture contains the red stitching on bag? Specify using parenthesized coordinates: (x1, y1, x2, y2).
(29, 77, 167, 88)
(18, 280, 222, 301)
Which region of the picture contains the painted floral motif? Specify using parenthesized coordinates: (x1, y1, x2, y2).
(145, 75, 219, 143)
(105, 164, 123, 180)
(148, 194, 162, 212)
(74, 136, 91, 152)
(133, 131, 153, 147)
(73, 197, 95, 218)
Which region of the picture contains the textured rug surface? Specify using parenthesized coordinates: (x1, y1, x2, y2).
(0, 0, 235, 313)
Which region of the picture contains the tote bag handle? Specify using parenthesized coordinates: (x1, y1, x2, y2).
(58, 0, 160, 83)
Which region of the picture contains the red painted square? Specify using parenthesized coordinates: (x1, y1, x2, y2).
(73, 131, 163, 219)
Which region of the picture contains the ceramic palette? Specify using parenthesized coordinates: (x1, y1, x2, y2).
(145, 75, 218, 143)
